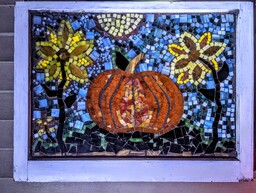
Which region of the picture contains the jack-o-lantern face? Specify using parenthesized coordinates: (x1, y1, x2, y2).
(86, 53, 184, 134)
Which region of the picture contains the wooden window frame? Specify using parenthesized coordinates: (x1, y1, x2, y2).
(14, 1, 254, 182)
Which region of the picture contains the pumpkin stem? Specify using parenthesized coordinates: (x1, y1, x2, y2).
(125, 53, 144, 74)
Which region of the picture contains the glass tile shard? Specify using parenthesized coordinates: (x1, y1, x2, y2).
(30, 12, 236, 158)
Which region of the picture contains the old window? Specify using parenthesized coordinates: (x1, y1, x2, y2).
(14, 1, 254, 182)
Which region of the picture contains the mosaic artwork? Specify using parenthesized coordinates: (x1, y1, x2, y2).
(30, 12, 236, 157)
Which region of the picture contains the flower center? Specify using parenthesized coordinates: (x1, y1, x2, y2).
(190, 50, 200, 62)
(58, 48, 70, 61)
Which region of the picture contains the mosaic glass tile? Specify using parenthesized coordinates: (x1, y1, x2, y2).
(30, 12, 236, 158)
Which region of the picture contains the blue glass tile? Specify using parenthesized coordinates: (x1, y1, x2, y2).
(174, 25, 179, 30)
(162, 66, 170, 75)
(33, 16, 42, 25)
(127, 49, 136, 59)
(74, 120, 84, 130)
(157, 17, 163, 22)
(78, 88, 88, 97)
(39, 99, 48, 108)
(220, 92, 228, 100)
(134, 37, 143, 47)
(89, 50, 100, 60)
(201, 15, 209, 23)
(165, 20, 170, 25)
(204, 120, 214, 129)
(206, 81, 215, 89)
(77, 102, 86, 111)
(33, 111, 41, 119)
(83, 22, 88, 30)
(146, 14, 154, 22)
(212, 34, 220, 41)
(51, 133, 56, 138)
(102, 37, 111, 47)
(36, 73, 45, 82)
(51, 109, 60, 117)
(86, 31, 94, 40)
(154, 28, 163, 37)
(87, 19, 96, 29)
(71, 21, 81, 30)
(104, 62, 113, 70)
(34, 85, 44, 95)
(180, 14, 188, 23)
(139, 63, 147, 72)
(81, 113, 92, 122)
(226, 14, 234, 22)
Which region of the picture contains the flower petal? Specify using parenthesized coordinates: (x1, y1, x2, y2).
(69, 63, 87, 79)
(38, 45, 57, 57)
(168, 44, 186, 56)
(172, 54, 190, 70)
(200, 42, 226, 60)
(180, 32, 197, 51)
(70, 42, 90, 57)
(192, 65, 203, 82)
(196, 60, 212, 73)
(203, 45, 222, 56)
(177, 72, 189, 84)
(49, 64, 57, 76)
(186, 62, 205, 86)
(45, 62, 61, 81)
(199, 32, 211, 49)
(58, 20, 73, 48)
(184, 36, 196, 50)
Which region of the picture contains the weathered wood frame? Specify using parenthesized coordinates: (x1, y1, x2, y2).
(14, 1, 254, 182)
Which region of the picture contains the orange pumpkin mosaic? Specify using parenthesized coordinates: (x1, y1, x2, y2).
(87, 54, 184, 134)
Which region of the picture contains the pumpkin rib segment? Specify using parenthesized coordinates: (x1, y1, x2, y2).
(150, 75, 169, 132)
(112, 75, 131, 132)
(158, 75, 184, 134)
(151, 75, 171, 132)
(132, 77, 152, 129)
(140, 76, 160, 131)
(131, 77, 137, 128)
(87, 71, 114, 128)
(109, 74, 124, 131)
(143, 75, 167, 132)
(100, 74, 122, 130)
(98, 74, 114, 127)
(118, 77, 134, 131)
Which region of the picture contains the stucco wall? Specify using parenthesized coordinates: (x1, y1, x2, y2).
(0, 0, 255, 192)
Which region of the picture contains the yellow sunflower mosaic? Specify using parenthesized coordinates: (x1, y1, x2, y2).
(168, 32, 226, 85)
(36, 20, 94, 86)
